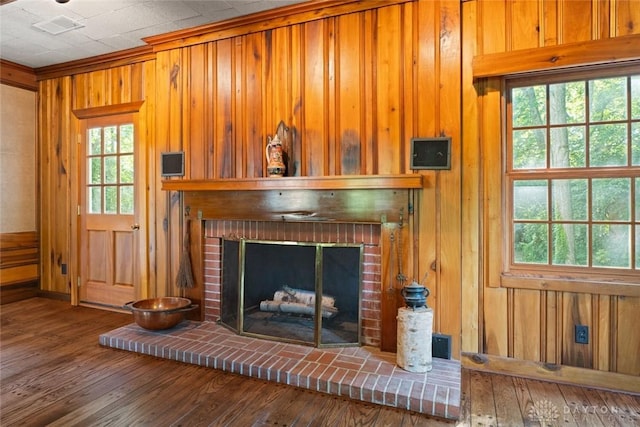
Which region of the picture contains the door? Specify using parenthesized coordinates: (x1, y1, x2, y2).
(79, 114, 140, 308)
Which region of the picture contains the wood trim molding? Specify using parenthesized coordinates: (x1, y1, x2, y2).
(162, 174, 425, 192)
(144, 0, 413, 53)
(501, 274, 640, 298)
(35, 46, 154, 81)
(0, 60, 37, 91)
(73, 101, 145, 120)
(472, 34, 640, 78)
(0, 231, 39, 287)
(462, 352, 640, 395)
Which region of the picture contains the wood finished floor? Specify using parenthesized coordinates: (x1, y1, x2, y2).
(1, 297, 639, 426)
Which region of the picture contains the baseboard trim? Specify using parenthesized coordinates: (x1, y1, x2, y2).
(462, 352, 639, 395)
(36, 291, 71, 302)
(0, 281, 38, 304)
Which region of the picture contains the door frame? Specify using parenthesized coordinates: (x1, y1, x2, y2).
(72, 101, 148, 307)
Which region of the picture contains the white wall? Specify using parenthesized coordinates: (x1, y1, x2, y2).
(0, 83, 36, 233)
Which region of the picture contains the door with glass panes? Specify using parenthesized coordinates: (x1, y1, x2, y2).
(79, 114, 139, 307)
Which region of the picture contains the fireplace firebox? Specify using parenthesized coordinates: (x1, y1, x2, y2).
(220, 239, 362, 347)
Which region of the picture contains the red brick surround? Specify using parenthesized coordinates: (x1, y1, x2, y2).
(202, 220, 382, 347)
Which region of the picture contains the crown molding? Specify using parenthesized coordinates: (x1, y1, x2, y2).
(35, 45, 154, 81)
(0, 60, 37, 91)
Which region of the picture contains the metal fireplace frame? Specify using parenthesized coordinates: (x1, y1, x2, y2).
(221, 238, 364, 348)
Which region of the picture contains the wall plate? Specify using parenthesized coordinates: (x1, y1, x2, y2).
(161, 152, 185, 177)
(410, 137, 451, 170)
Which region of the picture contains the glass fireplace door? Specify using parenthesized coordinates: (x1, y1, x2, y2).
(221, 238, 362, 348)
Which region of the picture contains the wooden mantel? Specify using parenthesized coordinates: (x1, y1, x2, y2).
(161, 174, 425, 192)
(163, 175, 424, 225)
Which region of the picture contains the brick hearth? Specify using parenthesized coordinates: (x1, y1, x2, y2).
(99, 321, 461, 420)
(100, 219, 460, 419)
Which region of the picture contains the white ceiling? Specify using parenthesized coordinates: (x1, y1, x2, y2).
(0, 0, 308, 69)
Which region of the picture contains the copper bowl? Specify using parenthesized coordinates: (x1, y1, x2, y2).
(124, 297, 197, 330)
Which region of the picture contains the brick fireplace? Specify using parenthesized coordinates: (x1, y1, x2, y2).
(202, 220, 382, 347)
(100, 175, 461, 420)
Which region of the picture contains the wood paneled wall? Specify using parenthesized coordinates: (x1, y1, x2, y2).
(461, 0, 640, 380)
(35, 0, 640, 385)
(152, 0, 462, 355)
(37, 0, 462, 355)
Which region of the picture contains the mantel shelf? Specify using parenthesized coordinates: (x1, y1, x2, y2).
(161, 174, 424, 192)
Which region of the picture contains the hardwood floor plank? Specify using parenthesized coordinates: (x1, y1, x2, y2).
(490, 373, 524, 426)
(91, 363, 216, 426)
(305, 395, 351, 426)
(2, 298, 637, 427)
(525, 379, 578, 426)
(171, 375, 272, 425)
(596, 387, 640, 426)
(469, 370, 497, 426)
(557, 383, 611, 426)
(214, 380, 298, 426)
(235, 384, 318, 425)
(132, 367, 233, 425)
(457, 364, 471, 425)
(338, 400, 383, 426)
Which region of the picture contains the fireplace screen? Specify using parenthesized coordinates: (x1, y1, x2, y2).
(221, 239, 363, 347)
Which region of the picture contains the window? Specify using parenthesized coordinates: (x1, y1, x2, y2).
(87, 123, 135, 215)
(506, 65, 639, 283)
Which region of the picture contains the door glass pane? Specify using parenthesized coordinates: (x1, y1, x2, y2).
(89, 187, 101, 213)
(120, 155, 134, 184)
(104, 156, 117, 184)
(104, 186, 117, 214)
(89, 158, 101, 184)
(85, 122, 135, 215)
(120, 124, 134, 153)
(104, 126, 117, 154)
(120, 186, 133, 214)
(89, 128, 102, 155)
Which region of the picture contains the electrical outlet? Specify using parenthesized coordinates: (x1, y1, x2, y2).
(61, 263, 67, 275)
(575, 325, 589, 344)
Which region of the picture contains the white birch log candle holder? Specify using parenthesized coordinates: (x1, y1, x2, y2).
(396, 307, 433, 373)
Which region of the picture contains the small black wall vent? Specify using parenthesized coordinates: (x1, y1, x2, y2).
(410, 137, 451, 170)
(161, 152, 185, 177)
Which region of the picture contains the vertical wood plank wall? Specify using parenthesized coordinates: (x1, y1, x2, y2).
(37, 0, 463, 356)
(461, 0, 640, 376)
(36, 0, 640, 379)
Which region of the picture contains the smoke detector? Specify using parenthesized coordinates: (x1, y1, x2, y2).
(33, 15, 84, 35)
